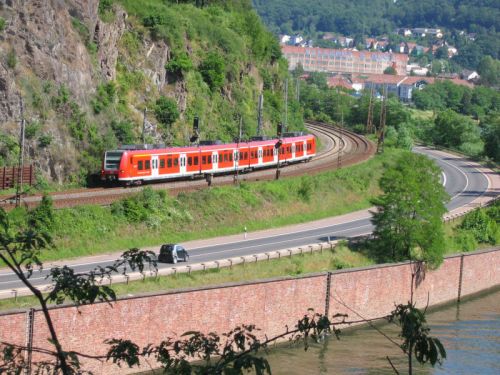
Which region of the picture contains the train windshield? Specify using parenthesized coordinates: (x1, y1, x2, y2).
(104, 151, 124, 170)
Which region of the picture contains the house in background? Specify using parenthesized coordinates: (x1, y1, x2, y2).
(280, 35, 291, 44)
(282, 46, 408, 75)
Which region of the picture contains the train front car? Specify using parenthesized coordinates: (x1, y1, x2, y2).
(101, 150, 126, 183)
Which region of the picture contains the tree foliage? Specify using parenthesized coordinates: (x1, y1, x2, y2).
(154, 96, 180, 129)
(371, 153, 449, 268)
(253, 0, 500, 69)
(199, 52, 226, 91)
(481, 113, 500, 162)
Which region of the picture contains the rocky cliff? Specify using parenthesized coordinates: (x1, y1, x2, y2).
(0, 0, 294, 185)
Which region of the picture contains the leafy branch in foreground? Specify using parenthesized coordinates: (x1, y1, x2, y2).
(388, 302, 447, 374)
(0, 202, 157, 374)
(0, 198, 446, 374)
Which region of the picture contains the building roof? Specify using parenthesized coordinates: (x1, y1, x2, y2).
(281, 46, 408, 62)
(327, 76, 353, 90)
(351, 73, 408, 85)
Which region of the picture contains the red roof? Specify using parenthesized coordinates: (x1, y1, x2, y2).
(327, 76, 353, 90)
(281, 45, 408, 63)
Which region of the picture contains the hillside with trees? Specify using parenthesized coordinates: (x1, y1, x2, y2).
(252, 0, 500, 70)
(0, 0, 298, 185)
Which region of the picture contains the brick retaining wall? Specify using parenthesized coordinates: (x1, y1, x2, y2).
(1, 248, 498, 374)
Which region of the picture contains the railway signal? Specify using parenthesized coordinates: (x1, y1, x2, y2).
(190, 116, 200, 144)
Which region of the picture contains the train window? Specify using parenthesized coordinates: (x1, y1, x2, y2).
(160, 159, 165, 168)
(174, 158, 179, 167)
(244, 152, 248, 160)
(138, 160, 143, 170)
(194, 156, 198, 165)
(188, 157, 192, 166)
(223, 153, 227, 162)
(145, 160, 150, 169)
(229, 153, 232, 162)
(167, 158, 172, 168)
(202, 155, 206, 165)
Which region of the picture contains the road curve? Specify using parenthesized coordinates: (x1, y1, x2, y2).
(0, 147, 497, 295)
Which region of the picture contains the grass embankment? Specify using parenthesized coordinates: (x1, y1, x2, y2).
(18, 148, 404, 262)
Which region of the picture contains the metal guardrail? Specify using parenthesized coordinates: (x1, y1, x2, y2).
(0, 241, 340, 301)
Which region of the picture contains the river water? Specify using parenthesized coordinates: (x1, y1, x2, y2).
(265, 288, 500, 374)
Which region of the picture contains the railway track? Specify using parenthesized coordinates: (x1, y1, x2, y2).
(0, 123, 375, 209)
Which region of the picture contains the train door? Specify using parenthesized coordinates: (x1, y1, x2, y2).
(258, 147, 263, 166)
(151, 155, 159, 178)
(291, 144, 296, 160)
(179, 153, 187, 175)
(212, 151, 218, 171)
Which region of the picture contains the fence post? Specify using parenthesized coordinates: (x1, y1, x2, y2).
(325, 272, 332, 317)
(457, 254, 465, 303)
(24, 308, 35, 375)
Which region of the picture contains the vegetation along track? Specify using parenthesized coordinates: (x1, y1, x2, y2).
(0, 123, 375, 209)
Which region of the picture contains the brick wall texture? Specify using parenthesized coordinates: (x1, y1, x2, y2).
(1, 249, 498, 374)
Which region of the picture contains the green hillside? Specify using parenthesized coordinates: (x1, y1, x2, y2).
(0, 0, 302, 185)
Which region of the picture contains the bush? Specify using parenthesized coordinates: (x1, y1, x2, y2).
(459, 208, 498, 244)
(165, 52, 193, 75)
(111, 120, 135, 144)
(6, 48, 16, 69)
(199, 52, 226, 92)
(92, 82, 117, 114)
(0, 17, 6, 32)
(454, 230, 478, 252)
(38, 134, 53, 148)
(28, 195, 55, 232)
(154, 96, 179, 129)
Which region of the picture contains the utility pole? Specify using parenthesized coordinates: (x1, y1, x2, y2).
(366, 86, 374, 134)
(296, 77, 300, 101)
(257, 93, 263, 137)
(15, 95, 25, 208)
(284, 78, 288, 133)
(338, 110, 343, 169)
(234, 115, 242, 185)
(142, 107, 147, 144)
(376, 86, 387, 154)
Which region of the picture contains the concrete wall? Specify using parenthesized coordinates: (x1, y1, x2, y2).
(1, 248, 498, 374)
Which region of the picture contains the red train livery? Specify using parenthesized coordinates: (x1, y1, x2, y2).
(101, 133, 316, 184)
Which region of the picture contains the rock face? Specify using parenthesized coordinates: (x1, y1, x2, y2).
(0, 0, 172, 182)
(1, 0, 98, 114)
(94, 7, 127, 81)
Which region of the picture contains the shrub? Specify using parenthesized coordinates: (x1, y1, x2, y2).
(38, 134, 53, 148)
(199, 52, 226, 92)
(6, 48, 16, 69)
(25, 121, 41, 139)
(459, 208, 498, 244)
(92, 82, 117, 114)
(154, 96, 179, 129)
(110, 120, 135, 144)
(165, 52, 193, 75)
(28, 195, 55, 232)
(453, 230, 478, 252)
(0, 17, 6, 32)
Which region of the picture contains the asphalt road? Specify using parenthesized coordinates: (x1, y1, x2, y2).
(0, 147, 492, 292)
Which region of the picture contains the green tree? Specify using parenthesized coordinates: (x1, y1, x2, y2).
(477, 56, 500, 87)
(199, 51, 226, 91)
(432, 109, 481, 150)
(383, 66, 397, 75)
(371, 153, 449, 268)
(165, 51, 193, 76)
(459, 208, 499, 245)
(481, 113, 500, 162)
(154, 96, 179, 129)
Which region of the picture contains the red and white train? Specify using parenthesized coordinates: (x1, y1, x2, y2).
(101, 133, 316, 184)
